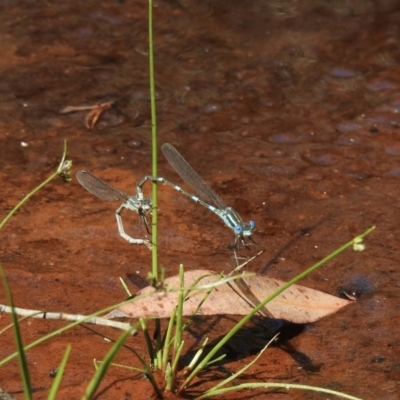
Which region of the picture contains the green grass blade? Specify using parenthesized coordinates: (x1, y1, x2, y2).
(166, 265, 185, 390)
(186, 337, 208, 373)
(47, 345, 71, 400)
(173, 265, 184, 354)
(140, 318, 156, 365)
(95, 345, 163, 399)
(204, 334, 278, 395)
(148, 0, 159, 280)
(81, 326, 136, 400)
(170, 339, 184, 381)
(0, 265, 32, 400)
(118, 277, 132, 297)
(148, 0, 157, 178)
(161, 308, 177, 370)
(196, 382, 363, 400)
(203, 354, 225, 366)
(154, 318, 164, 367)
(0, 141, 71, 232)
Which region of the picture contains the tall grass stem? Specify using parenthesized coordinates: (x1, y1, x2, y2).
(148, 0, 159, 280)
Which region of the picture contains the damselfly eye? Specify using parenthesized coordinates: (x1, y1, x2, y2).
(249, 220, 256, 230)
(234, 225, 243, 235)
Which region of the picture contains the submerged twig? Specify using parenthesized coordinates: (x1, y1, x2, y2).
(0, 304, 136, 333)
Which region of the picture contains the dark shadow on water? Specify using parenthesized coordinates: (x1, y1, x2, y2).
(278, 323, 323, 373)
(126, 272, 150, 290)
(181, 316, 309, 366)
(260, 215, 332, 274)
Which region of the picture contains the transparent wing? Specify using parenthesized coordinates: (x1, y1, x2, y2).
(161, 143, 226, 209)
(76, 170, 129, 202)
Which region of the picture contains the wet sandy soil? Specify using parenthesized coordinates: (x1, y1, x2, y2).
(1, 0, 400, 398)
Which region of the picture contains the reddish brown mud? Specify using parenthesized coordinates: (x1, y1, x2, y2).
(0, 1, 400, 399)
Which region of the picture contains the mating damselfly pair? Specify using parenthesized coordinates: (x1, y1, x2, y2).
(76, 143, 256, 261)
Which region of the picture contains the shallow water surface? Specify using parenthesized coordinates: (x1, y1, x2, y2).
(1, 1, 400, 399)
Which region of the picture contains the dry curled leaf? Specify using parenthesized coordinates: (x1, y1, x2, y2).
(84, 102, 113, 129)
(59, 100, 115, 129)
(106, 269, 351, 324)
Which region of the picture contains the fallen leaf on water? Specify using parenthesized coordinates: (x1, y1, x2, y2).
(106, 270, 351, 324)
(59, 100, 115, 129)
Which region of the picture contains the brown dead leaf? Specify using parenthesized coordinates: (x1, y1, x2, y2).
(59, 100, 115, 129)
(106, 270, 351, 324)
(84, 102, 113, 129)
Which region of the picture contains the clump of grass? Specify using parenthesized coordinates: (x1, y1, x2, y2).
(109, 230, 372, 399)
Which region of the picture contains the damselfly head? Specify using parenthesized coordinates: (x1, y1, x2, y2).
(239, 220, 256, 237)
